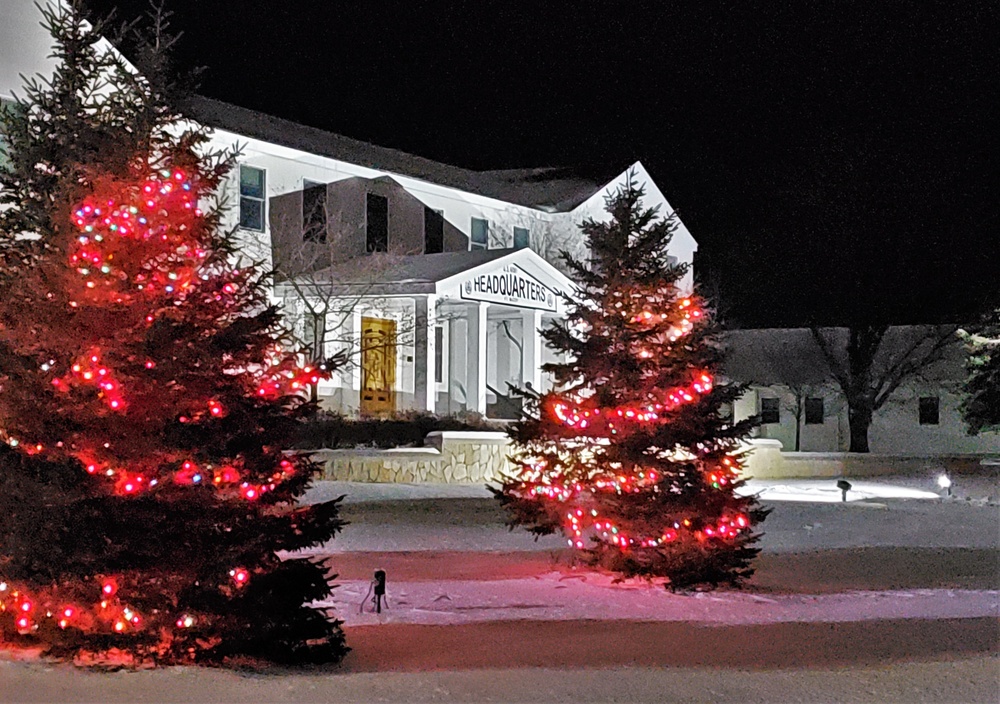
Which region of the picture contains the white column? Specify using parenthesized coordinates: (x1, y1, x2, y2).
(521, 309, 542, 392)
(466, 302, 488, 414)
(447, 309, 466, 412)
(412, 295, 436, 413)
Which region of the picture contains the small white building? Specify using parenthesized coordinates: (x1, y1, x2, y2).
(724, 327, 1000, 455)
(1, 0, 697, 418)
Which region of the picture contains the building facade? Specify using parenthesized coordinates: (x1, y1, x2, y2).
(724, 328, 1000, 455)
(1, 0, 697, 418)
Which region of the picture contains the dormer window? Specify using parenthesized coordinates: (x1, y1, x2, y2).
(302, 180, 326, 243)
(424, 207, 444, 254)
(366, 193, 388, 252)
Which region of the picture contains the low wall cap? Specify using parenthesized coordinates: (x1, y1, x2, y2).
(425, 430, 510, 441)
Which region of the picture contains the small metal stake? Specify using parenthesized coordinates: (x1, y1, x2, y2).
(360, 569, 389, 614)
(373, 569, 386, 614)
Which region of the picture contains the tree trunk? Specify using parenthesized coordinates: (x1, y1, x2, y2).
(794, 394, 802, 451)
(847, 403, 873, 453)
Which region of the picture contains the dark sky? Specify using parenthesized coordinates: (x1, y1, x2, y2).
(87, 0, 997, 327)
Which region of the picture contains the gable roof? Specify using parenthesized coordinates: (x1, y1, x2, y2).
(722, 326, 962, 386)
(311, 249, 514, 287)
(283, 247, 574, 300)
(184, 95, 609, 212)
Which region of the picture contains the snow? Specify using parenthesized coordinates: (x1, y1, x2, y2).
(324, 575, 998, 628)
(3, 658, 997, 703)
(737, 479, 942, 502)
(293, 476, 1000, 634)
(300, 476, 998, 554)
(304, 475, 990, 507)
(3, 474, 998, 702)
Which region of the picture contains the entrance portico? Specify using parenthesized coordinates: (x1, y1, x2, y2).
(288, 248, 572, 418)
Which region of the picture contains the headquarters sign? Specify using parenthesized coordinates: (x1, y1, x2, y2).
(461, 263, 558, 312)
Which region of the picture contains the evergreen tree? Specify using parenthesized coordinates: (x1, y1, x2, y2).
(494, 176, 767, 589)
(960, 313, 1000, 435)
(0, 2, 347, 665)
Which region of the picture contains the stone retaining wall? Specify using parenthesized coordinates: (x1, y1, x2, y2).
(314, 433, 995, 484)
(742, 438, 992, 479)
(315, 431, 514, 483)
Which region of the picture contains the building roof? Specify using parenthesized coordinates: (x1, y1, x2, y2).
(722, 326, 962, 386)
(184, 96, 608, 212)
(281, 248, 575, 303)
(310, 249, 516, 286)
(721, 328, 830, 386)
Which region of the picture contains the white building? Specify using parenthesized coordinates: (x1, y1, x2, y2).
(1, 0, 697, 418)
(724, 327, 1000, 455)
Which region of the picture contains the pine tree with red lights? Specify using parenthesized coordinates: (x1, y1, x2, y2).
(0, 3, 347, 664)
(494, 176, 767, 589)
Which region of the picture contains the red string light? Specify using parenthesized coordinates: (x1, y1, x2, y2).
(0, 159, 340, 654)
(507, 294, 755, 554)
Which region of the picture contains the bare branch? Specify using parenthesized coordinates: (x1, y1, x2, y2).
(810, 327, 851, 390)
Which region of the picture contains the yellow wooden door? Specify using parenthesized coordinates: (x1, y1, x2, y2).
(360, 316, 397, 415)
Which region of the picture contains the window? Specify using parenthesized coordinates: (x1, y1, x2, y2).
(239, 165, 266, 232)
(434, 326, 444, 383)
(760, 397, 780, 424)
(805, 397, 824, 425)
(424, 207, 444, 254)
(919, 396, 940, 425)
(470, 217, 488, 251)
(302, 180, 326, 243)
(366, 193, 388, 252)
(513, 226, 530, 249)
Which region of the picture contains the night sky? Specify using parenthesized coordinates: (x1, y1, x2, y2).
(87, 0, 997, 328)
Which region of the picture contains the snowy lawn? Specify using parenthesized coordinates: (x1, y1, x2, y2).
(2, 476, 997, 703)
(294, 477, 1000, 634)
(305, 472, 998, 506)
(323, 574, 997, 628)
(301, 477, 999, 554)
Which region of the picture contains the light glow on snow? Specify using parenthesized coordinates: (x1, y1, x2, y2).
(737, 480, 942, 503)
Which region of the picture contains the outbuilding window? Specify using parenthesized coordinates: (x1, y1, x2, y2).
(434, 326, 444, 383)
(919, 396, 940, 425)
(805, 397, 825, 425)
(760, 397, 780, 424)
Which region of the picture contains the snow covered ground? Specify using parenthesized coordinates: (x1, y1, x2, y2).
(302, 476, 999, 640)
(3, 475, 998, 703)
(4, 658, 997, 703)
(326, 576, 997, 628)
(301, 476, 999, 554)
(303, 472, 999, 506)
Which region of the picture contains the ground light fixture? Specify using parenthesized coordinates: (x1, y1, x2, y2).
(836, 479, 852, 502)
(937, 473, 953, 497)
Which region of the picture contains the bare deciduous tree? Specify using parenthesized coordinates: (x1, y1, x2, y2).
(779, 381, 842, 451)
(488, 206, 587, 275)
(810, 324, 960, 452)
(269, 195, 431, 402)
